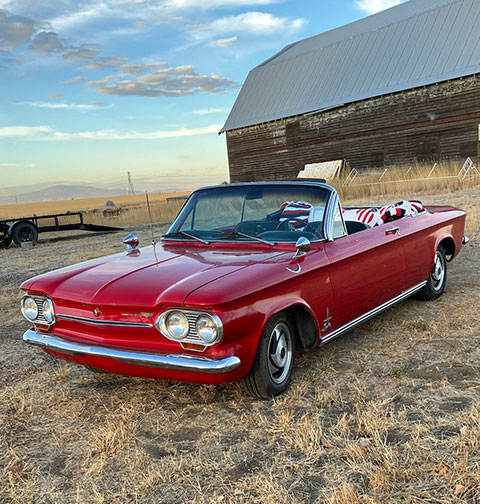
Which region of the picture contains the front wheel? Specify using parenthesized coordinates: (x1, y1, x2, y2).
(240, 312, 296, 399)
(414, 245, 447, 301)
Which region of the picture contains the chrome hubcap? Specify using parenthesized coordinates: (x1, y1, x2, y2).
(267, 321, 293, 384)
(431, 251, 445, 291)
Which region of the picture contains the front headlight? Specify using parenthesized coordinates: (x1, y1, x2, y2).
(196, 314, 219, 344)
(42, 299, 54, 323)
(21, 295, 55, 325)
(21, 297, 38, 321)
(165, 311, 189, 340)
(156, 310, 223, 348)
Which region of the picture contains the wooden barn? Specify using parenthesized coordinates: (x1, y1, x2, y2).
(221, 0, 480, 182)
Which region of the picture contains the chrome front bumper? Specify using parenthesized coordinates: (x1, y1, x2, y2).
(23, 329, 241, 374)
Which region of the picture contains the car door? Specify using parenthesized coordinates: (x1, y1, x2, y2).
(323, 208, 408, 333)
(272, 242, 334, 345)
(392, 211, 437, 287)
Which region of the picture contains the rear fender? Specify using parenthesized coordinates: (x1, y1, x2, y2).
(434, 233, 460, 264)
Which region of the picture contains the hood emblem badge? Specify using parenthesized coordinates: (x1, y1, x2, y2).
(93, 308, 100, 317)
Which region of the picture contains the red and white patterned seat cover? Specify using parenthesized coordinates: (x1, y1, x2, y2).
(342, 200, 424, 227)
(279, 201, 313, 228)
(279, 200, 424, 231)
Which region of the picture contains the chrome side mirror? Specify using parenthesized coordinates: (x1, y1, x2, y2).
(293, 236, 311, 258)
(123, 233, 139, 251)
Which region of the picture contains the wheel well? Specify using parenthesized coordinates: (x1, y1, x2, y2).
(439, 237, 455, 261)
(10, 220, 39, 234)
(284, 305, 318, 350)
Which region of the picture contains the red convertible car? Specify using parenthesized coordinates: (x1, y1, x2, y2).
(21, 181, 467, 398)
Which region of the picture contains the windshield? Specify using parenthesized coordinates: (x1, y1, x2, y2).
(165, 184, 331, 243)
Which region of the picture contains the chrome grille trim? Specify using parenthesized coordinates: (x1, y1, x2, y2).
(35, 298, 45, 321)
(57, 314, 153, 328)
(185, 312, 204, 345)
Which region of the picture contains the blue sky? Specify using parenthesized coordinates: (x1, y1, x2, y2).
(0, 0, 405, 194)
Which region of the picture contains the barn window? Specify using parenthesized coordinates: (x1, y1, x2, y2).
(286, 121, 301, 145)
(369, 152, 384, 167)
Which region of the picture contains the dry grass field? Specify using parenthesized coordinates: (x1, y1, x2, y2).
(0, 180, 479, 504)
(0, 191, 192, 227)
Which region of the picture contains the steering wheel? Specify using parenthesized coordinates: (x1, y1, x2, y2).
(275, 217, 320, 235)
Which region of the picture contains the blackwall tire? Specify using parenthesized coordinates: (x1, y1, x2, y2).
(414, 245, 447, 301)
(241, 312, 296, 399)
(12, 222, 38, 245)
(0, 234, 12, 248)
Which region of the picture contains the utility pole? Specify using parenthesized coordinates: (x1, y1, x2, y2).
(127, 171, 135, 195)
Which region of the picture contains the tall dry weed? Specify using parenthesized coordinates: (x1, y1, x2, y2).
(334, 161, 479, 203)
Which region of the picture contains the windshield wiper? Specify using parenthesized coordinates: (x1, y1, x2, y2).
(215, 231, 275, 246)
(162, 231, 209, 245)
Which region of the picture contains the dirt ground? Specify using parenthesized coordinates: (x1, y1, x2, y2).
(0, 187, 479, 504)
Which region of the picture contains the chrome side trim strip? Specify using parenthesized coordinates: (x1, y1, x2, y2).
(22, 330, 241, 374)
(320, 281, 427, 346)
(57, 314, 153, 328)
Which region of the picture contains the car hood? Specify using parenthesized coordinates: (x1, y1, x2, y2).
(21, 242, 288, 308)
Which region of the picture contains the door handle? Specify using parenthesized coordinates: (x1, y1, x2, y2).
(385, 226, 400, 236)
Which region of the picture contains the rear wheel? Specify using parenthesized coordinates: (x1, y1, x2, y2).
(241, 312, 295, 398)
(414, 245, 447, 301)
(12, 222, 38, 245)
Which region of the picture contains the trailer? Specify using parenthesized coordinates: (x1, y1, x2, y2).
(0, 211, 123, 248)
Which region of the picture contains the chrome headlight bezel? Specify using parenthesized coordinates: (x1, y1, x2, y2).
(195, 314, 221, 344)
(21, 295, 56, 326)
(155, 309, 223, 347)
(21, 296, 38, 321)
(159, 310, 189, 341)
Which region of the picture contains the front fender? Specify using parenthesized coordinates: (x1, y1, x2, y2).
(207, 295, 321, 379)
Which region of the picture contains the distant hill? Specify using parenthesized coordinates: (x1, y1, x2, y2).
(0, 185, 125, 204)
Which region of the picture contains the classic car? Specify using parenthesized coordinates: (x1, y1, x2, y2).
(20, 181, 467, 398)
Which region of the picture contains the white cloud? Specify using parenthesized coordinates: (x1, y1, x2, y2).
(62, 76, 86, 85)
(0, 124, 222, 140)
(0, 10, 37, 48)
(209, 36, 237, 48)
(17, 101, 112, 110)
(86, 64, 236, 97)
(207, 12, 306, 35)
(49, 4, 113, 32)
(0, 126, 54, 138)
(355, 0, 406, 15)
(116, 61, 167, 75)
(193, 107, 229, 115)
(63, 43, 99, 62)
(81, 56, 128, 70)
(28, 30, 66, 56)
(166, 0, 279, 8)
(0, 162, 36, 168)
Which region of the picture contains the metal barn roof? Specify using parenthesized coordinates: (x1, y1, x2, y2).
(221, 0, 480, 133)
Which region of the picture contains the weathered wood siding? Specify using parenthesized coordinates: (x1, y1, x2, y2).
(226, 75, 480, 182)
